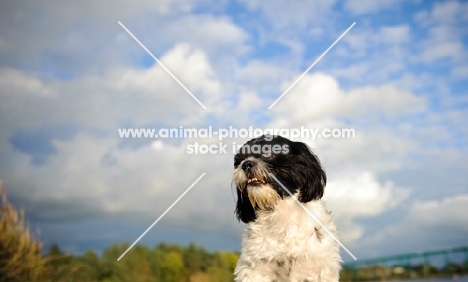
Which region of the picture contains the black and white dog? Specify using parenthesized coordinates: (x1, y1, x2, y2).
(233, 135, 341, 282)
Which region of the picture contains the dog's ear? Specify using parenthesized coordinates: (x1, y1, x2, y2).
(291, 141, 326, 203)
(235, 189, 256, 223)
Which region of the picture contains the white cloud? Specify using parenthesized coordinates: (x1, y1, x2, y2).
(344, 0, 405, 15)
(324, 171, 409, 243)
(235, 60, 292, 94)
(163, 15, 250, 57)
(267, 73, 422, 177)
(237, 0, 338, 30)
(0, 69, 56, 98)
(340, 30, 369, 53)
(413, 1, 468, 64)
(379, 25, 410, 43)
(415, 0, 468, 26)
(273, 73, 342, 121)
(418, 41, 464, 63)
(329, 24, 414, 85)
(452, 65, 468, 78)
(360, 194, 468, 256)
(329, 63, 370, 82)
(342, 84, 426, 118)
(0, 42, 228, 137)
(412, 195, 468, 226)
(2, 131, 237, 224)
(235, 91, 263, 115)
(0, 1, 246, 77)
(326, 172, 408, 216)
(116, 43, 222, 105)
(272, 72, 426, 122)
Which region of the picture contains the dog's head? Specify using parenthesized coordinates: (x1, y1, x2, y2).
(233, 135, 326, 223)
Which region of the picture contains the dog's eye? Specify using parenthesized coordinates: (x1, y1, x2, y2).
(262, 154, 275, 160)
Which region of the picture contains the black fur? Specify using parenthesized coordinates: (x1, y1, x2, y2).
(234, 135, 327, 223)
(235, 188, 257, 223)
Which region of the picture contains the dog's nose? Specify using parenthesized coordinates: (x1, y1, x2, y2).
(242, 160, 254, 171)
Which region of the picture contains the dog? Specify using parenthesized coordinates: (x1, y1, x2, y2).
(233, 135, 341, 282)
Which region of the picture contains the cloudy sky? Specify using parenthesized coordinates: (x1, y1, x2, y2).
(1, 0, 467, 262)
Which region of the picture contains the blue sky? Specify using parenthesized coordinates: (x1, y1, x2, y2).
(0, 0, 467, 262)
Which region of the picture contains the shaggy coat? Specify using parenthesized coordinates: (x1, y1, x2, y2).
(233, 135, 341, 282)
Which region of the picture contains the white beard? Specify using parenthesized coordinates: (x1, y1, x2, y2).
(234, 198, 342, 282)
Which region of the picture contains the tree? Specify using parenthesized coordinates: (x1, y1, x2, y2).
(44, 243, 73, 281)
(72, 250, 102, 281)
(160, 251, 186, 282)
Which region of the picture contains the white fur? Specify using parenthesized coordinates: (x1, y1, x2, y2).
(234, 198, 341, 282)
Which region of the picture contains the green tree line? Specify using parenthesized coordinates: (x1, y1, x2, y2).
(41, 242, 238, 282)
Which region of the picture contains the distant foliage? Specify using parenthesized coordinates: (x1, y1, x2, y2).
(95, 243, 239, 282)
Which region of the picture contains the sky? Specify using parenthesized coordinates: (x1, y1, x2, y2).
(0, 0, 467, 263)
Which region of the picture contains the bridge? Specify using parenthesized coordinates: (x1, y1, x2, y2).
(342, 245, 468, 281)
